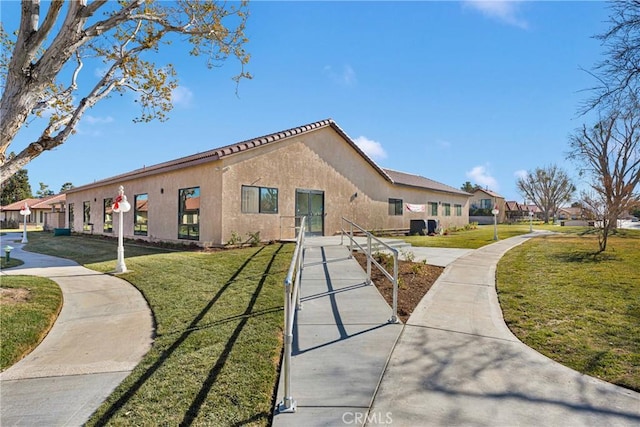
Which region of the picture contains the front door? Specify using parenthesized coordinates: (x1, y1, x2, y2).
(295, 189, 324, 236)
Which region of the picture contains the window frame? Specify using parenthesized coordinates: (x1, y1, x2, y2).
(68, 203, 74, 230)
(241, 185, 279, 214)
(103, 198, 113, 233)
(178, 187, 200, 240)
(388, 198, 403, 216)
(443, 203, 451, 216)
(455, 204, 462, 216)
(134, 193, 149, 236)
(83, 201, 91, 232)
(429, 202, 438, 216)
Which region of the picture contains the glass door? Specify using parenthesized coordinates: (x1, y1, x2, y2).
(295, 189, 324, 236)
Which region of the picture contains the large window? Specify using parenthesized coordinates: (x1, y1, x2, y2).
(241, 185, 278, 214)
(103, 198, 113, 233)
(83, 201, 91, 231)
(68, 203, 74, 230)
(455, 204, 462, 216)
(388, 198, 403, 216)
(480, 198, 492, 209)
(443, 203, 451, 216)
(179, 187, 200, 240)
(134, 193, 148, 236)
(429, 202, 438, 216)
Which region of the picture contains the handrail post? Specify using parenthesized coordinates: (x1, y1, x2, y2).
(390, 249, 399, 323)
(278, 279, 296, 413)
(366, 233, 372, 285)
(277, 216, 306, 414)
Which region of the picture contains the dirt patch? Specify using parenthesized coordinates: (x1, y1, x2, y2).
(1, 287, 31, 304)
(352, 252, 444, 323)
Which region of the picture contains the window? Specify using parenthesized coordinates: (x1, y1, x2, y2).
(103, 198, 113, 233)
(179, 187, 200, 240)
(480, 198, 492, 209)
(83, 201, 91, 231)
(241, 186, 278, 214)
(388, 198, 403, 216)
(68, 203, 74, 230)
(455, 204, 462, 216)
(429, 202, 438, 216)
(134, 193, 148, 235)
(443, 203, 451, 216)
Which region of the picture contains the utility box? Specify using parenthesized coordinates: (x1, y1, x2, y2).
(427, 219, 438, 234)
(409, 219, 427, 236)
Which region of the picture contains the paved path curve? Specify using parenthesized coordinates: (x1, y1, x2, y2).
(370, 233, 640, 426)
(0, 233, 153, 426)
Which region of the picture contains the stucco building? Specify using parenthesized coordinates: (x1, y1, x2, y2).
(65, 119, 471, 246)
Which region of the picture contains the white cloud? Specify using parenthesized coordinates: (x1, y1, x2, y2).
(466, 165, 499, 190)
(463, 0, 529, 29)
(323, 64, 357, 86)
(353, 136, 387, 161)
(172, 86, 194, 107)
(84, 115, 114, 125)
(514, 169, 528, 180)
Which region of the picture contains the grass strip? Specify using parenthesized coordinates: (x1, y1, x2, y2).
(1, 275, 63, 370)
(402, 223, 581, 249)
(497, 231, 640, 392)
(23, 231, 292, 426)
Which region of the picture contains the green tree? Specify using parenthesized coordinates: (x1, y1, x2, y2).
(516, 165, 576, 224)
(1, 0, 250, 184)
(36, 182, 54, 198)
(460, 181, 481, 193)
(0, 167, 31, 205)
(59, 182, 74, 193)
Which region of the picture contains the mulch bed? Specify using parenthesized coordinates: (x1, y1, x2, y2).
(352, 252, 444, 323)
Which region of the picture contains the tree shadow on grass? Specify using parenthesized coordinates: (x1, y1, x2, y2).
(555, 249, 619, 263)
(92, 244, 284, 426)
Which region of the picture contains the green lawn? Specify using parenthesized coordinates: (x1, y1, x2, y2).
(1, 275, 63, 370)
(497, 230, 640, 392)
(18, 231, 293, 426)
(6, 226, 639, 425)
(402, 223, 566, 249)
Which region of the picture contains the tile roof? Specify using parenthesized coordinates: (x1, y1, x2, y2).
(1, 197, 48, 211)
(383, 169, 471, 196)
(1, 194, 66, 210)
(68, 119, 393, 192)
(505, 201, 523, 211)
(31, 193, 66, 208)
(65, 118, 463, 196)
(473, 188, 504, 199)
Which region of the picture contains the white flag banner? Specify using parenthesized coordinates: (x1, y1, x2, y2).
(405, 203, 426, 212)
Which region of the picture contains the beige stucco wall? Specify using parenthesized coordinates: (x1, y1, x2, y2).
(66, 162, 225, 245)
(469, 190, 506, 223)
(66, 126, 469, 246)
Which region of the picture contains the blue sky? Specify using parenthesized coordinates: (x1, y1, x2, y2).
(6, 1, 610, 202)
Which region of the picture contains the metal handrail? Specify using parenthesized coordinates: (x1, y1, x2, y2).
(277, 215, 306, 414)
(279, 215, 304, 241)
(340, 217, 399, 324)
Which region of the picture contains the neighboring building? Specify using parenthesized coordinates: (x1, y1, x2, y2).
(1, 194, 67, 230)
(557, 206, 584, 221)
(469, 188, 506, 224)
(505, 200, 527, 223)
(65, 119, 471, 247)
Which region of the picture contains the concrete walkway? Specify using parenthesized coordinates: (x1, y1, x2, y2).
(0, 233, 153, 426)
(272, 239, 404, 426)
(273, 233, 640, 426)
(370, 233, 640, 426)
